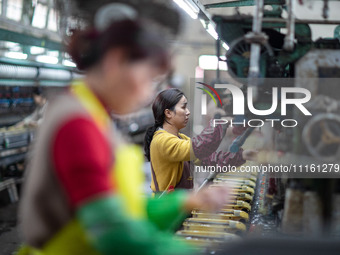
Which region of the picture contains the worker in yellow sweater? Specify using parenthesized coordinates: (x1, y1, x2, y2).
(144, 88, 257, 193)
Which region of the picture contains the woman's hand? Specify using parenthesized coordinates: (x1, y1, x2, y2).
(242, 149, 258, 161)
(27, 121, 38, 128)
(183, 186, 230, 212)
(212, 108, 226, 119)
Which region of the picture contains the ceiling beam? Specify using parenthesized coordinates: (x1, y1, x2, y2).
(0, 28, 63, 51)
(205, 0, 285, 8)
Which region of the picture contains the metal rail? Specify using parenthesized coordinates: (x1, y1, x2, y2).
(247, 0, 264, 97)
(283, 0, 295, 51)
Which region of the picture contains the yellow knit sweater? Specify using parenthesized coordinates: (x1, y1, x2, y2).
(150, 129, 195, 192)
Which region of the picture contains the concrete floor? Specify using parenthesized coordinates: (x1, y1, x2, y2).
(0, 203, 21, 255)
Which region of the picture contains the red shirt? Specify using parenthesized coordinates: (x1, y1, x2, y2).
(52, 117, 113, 208)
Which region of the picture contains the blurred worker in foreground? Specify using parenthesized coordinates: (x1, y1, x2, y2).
(144, 89, 257, 193)
(18, 1, 231, 255)
(15, 87, 47, 128)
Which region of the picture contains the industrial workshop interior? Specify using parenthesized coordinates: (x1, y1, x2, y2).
(1, 0, 340, 254)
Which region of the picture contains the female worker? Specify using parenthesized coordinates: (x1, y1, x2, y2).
(144, 88, 257, 193)
(18, 2, 231, 255)
(15, 87, 48, 128)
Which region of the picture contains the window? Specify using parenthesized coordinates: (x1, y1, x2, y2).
(199, 55, 228, 71)
(47, 9, 57, 31)
(6, 0, 23, 21)
(32, 3, 48, 28)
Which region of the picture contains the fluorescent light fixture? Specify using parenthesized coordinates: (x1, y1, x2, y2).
(200, 19, 219, 40)
(201, 19, 229, 50)
(173, 0, 199, 19)
(30, 46, 45, 54)
(62, 59, 76, 67)
(4, 52, 28, 60)
(36, 55, 59, 64)
(199, 55, 227, 71)
(184, 0, 200, 14)
(222, 42, 229, 51)
(200, 18, 206, 28)
(207, 23, 218, 40)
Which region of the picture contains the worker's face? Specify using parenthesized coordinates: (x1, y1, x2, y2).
(33, 94, 44, 106)
(100, 49, 166, 114)
(169, 96, 190, 130)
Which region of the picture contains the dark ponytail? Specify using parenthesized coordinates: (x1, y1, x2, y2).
(144, 88, 185, 161)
